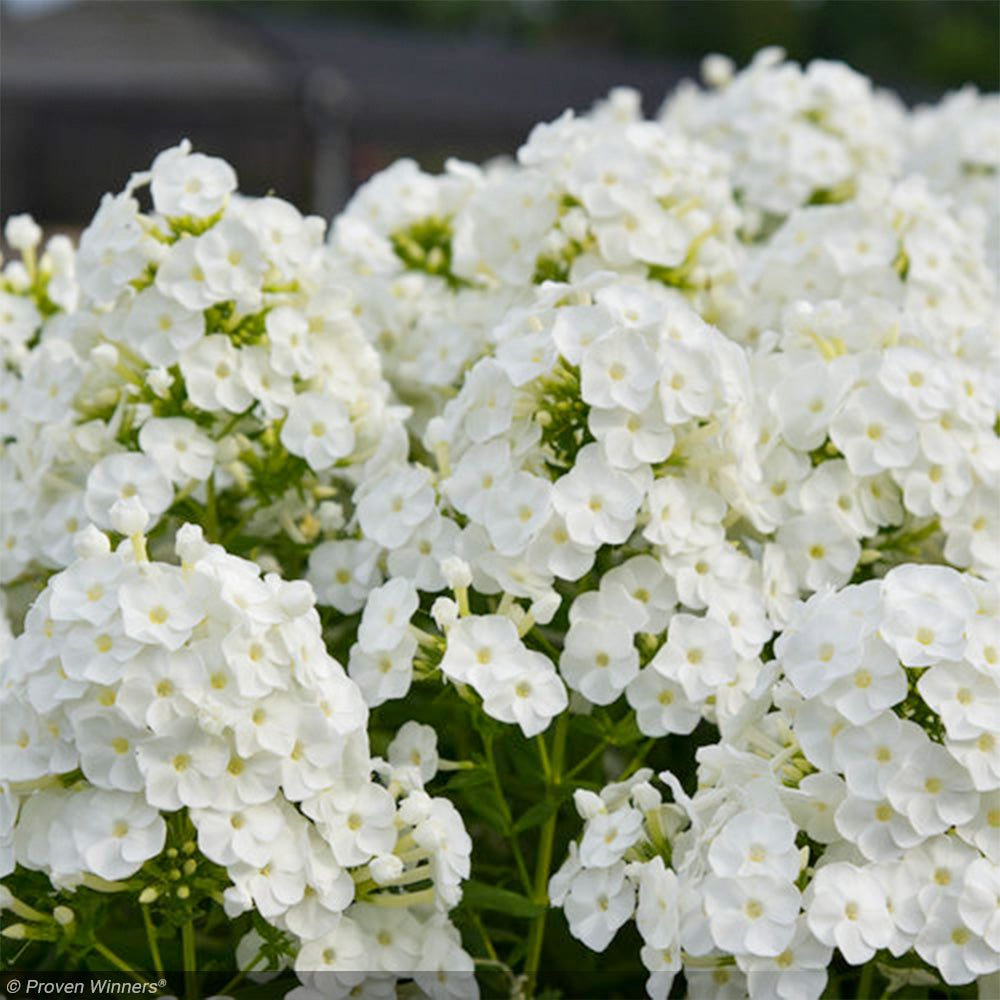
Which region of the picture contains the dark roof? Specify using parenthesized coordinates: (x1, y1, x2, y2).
(249, 13, 697, 141)
(1, 1, 696, 221)
(1, 1, 289, 98)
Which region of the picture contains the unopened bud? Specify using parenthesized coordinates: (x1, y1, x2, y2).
(369, 854, 404, 885)
(317, 500, 345, 532)
(110, 496, 150, 537)
(92, 343, 119, 368)
(5, 214, 42, 252)
(440, 556, 472, 591)
(176, 885, 191, 900)
(138, 887, 159, 905)
(3, 261, 30, 292)
(529, 591, 561, 625)
(630, 781, 662, 814)
(701, 53, 735, 87)
(182, 859, 197, 876)
(174, 523, 208, 566)
(53, 906, 75, 927)
(573, 789, 606, 821)
(430, 596, 458, 631)
(2, 922, 27, 939)
(147, 367, 173, 399)
(73, 524, 111, 559)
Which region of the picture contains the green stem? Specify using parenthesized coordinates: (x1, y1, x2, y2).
(220, 500, 266, 551)
(536, 734, 552, 783)
(483, 731, 533, 895)
(524, 713, 567, 995)
(620, 738, 656, 780)
(857, 960, 875, 999)
(141, 906, 164, 976)
(470, 909, 500, 966)
(92, 941, 152, 985)
(205, 474, 219, 543)
(182, 920, 197, 1000)
(565, 737, 612, 781)
(218, 947, 266, 997)
(529, 627, 562, 661)
(214, 405, 254, 442)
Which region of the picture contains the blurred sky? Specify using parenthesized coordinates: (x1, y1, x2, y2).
(2, 0, 997, 225)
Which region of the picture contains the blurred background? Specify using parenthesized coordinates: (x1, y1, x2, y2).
(2, 0, 998, 229)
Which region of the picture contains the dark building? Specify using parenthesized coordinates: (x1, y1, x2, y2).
(1, 0, 691, 225)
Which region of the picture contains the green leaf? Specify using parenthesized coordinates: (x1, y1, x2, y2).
(512, 799, 558, 834)
(461, 881, 544, 918)
(443, 768, 491, 791)
(461, 786, 510, 834)
(611, 712, 643, 746)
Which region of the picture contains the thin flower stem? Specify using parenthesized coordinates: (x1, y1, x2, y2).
(857, 961, 875, 999)
(565, 737, 611, 781)
(620, 738, 656, 780)
(483, 731, 533, 895)
(141, 906, 164, 977)
(369, 886, 435, 908)
(524, 713, 567, 996)
(213, 404, 254, 442)
(182, 920, 197, 1000)
(205, 474, 220, 542)
(528, 627, 561, 661)
(536, 734, 552, 783)
(92, 941, 152, 985)
(218, 947, 266, 997)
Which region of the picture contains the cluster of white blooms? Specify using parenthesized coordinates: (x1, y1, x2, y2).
(551, 565, 1000, 997)
(328, 88, 743, 415)
(0, 516, 473, 995)
(315, 51, 996, 757)
(906, 87, 1000, 271)
(2, 47, 998, 997)
(661, 47, 905, 234)
(0, 141, 402, 590)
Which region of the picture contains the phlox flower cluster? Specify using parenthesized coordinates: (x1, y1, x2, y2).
(661, 47, 905, 233)
(0, 140, 402, 590)
(1, 46, 998, 998)
(327, 87, 742, 419)
(304, 49, 999, 997)
(0, 518, 473, 997)
(551, 565, 1000, 997)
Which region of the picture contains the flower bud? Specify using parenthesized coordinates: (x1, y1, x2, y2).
(701, 53, 735, 87)
(175, 523, 208, 565)
(370, 854, 405, 885)
(317, 500, 345, 532)
(440, 556, 472, 590)
(91, 343, 119, 368)
(5, 214, 42, 252)
(147, 367, 173, 399)
(630, 781, 662, 814)
(73, 524, 111, 559)
(530, 591, 561, 626)
(110, 496, 150, 537)
(430, 596, 459, 631)
(573, 789, 606, 821)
